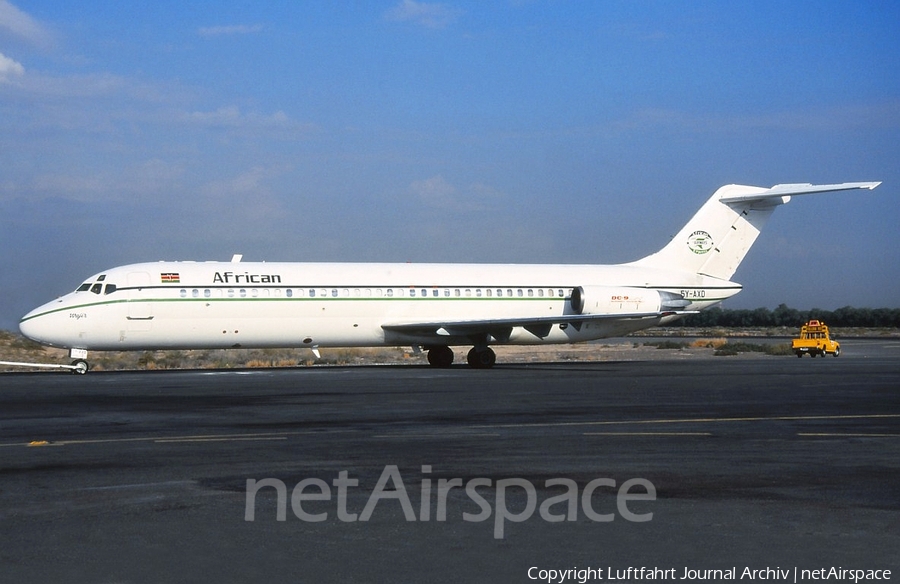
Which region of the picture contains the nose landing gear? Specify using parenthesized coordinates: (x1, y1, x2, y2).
(71, 359, 90, 375)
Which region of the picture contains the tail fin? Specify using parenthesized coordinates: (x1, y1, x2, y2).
(630, 182, 880, 281)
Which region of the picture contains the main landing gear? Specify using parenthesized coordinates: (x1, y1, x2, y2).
(467, 347, 496, 369)
(424, 346, 497, 368)
(426, 345, 454, 368)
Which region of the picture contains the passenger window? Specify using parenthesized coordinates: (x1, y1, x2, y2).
(309, 289, 315, 297)
(286, 289, 293, 298)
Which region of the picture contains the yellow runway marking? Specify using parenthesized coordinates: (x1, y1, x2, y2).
(798, 433, 900, 438)
(155, 436, 289, 443)
(6, 415, 896, 449)
(470, 413, 900, 430)
(2, 429, 349, 449)
(372, 433, 501, 439)
(583, 432, 712, 437)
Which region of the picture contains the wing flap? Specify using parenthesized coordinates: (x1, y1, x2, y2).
(383, 310, 696, 340)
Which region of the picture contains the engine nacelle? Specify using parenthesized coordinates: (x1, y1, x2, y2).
(569, 286, 688, 315)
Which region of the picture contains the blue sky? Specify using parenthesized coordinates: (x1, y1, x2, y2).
(1, 1, 898, 330)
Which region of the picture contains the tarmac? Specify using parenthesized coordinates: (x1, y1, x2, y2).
(1, 339, 898, 583)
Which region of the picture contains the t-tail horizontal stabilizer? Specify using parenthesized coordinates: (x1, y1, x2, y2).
(630, 181, 881, 282)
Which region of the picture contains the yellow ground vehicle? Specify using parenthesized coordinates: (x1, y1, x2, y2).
(791, 320, 840, 358)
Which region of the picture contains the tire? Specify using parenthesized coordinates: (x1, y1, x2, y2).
(427, 346, 454, 368)
(467, 347, 496, 369)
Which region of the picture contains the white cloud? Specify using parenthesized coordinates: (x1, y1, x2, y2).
(409, 175, 504, 212)
(613, 101, 900, 134)
(186, 105, 291, 128)
(0, 0, 53, 47)
(198, 24, 264, 38)
(410, 174, 456, 204)
(0, 51, 24, 80)
(385, 0, 462, 29)
(182, 106, 316, 139)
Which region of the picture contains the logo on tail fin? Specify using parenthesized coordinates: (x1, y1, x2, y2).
(687, 230, 714, 254)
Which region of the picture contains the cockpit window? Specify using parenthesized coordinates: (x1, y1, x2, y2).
(90, 283, 103, 294)
(97, 275, 106, 281)
(104, 284, 117, 295)
(77, 283, 91, 292)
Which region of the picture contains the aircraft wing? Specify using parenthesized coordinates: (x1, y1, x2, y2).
(382, 309, 696, 341)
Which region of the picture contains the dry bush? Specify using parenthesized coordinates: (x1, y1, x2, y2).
(690, 338, 728, 349)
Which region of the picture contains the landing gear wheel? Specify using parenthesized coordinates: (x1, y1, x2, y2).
(467, 347, 496, 369)
(71, 360, 89, 375)
(427, 346, 454, 368)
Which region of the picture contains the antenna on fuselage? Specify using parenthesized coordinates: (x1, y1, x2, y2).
(231, 254, 243, 263)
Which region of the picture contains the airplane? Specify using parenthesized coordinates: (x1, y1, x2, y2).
(19, 181, 880, 373)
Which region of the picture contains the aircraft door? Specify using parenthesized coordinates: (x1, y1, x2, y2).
(126, 271, 154, 331)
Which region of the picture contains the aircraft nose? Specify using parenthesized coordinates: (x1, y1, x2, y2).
(19, 303, 60, 346)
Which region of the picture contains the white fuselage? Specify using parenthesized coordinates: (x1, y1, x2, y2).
(19, 260, 739, 352)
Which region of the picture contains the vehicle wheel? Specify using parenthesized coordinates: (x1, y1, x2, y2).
(71, 360, 89, 375)
(467, 347, 496, 369)
(833, 347, 840, 357)
(427, 346, 454, 367)
(795, 351, 803, 358)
